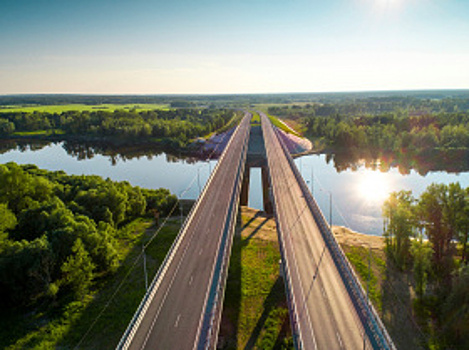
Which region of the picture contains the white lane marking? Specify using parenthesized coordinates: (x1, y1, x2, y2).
(174, 314, 181, 328)
(189, 275, 194, 286)
(336, 332, 344, 348)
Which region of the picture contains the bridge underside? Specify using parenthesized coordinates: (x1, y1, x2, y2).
(240, 124, 273, 215)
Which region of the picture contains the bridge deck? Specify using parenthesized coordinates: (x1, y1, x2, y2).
(261, 112, 372, 349)
(118, 113, 251, 350)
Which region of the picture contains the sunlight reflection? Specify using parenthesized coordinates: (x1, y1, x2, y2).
(356, 170, 391, 203)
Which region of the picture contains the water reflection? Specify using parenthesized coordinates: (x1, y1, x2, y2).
(356, 170, 391, 204)
(0, 139, 204, 165)
(295, 154, 469, 235)
(331, 148, 469, 175)
(1, 140, 469, 235)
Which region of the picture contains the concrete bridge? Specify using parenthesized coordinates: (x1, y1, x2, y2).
(117, 112, 395, 350)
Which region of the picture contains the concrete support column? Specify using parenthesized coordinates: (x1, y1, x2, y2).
(240, 166, 250, 206)
(261, 166, 273, 215)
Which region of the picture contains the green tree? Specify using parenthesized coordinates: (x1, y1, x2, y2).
(60, 238, 95, 300)
(410, 237, 432, 299)
(0, 203, 16, 242)
(441, 265, 469, 348)
(418, 184, 457, 284)
(383, 190, 416, 269)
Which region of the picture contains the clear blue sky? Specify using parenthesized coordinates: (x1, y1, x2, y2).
(1, 0, 468, 94)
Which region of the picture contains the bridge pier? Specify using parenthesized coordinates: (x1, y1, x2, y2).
(240, 167, 250, 206)
(239, 165, 273, 215)
(261, 166, 273, 215)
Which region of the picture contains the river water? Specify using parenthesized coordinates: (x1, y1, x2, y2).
(1, 141, 468, 235)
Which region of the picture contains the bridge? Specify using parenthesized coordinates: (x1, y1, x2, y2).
(117, 112, 395, 349)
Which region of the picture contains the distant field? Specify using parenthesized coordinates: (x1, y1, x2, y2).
(0, 104, 170, 113)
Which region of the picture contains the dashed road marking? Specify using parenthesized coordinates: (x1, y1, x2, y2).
(174, 314, 181, 328)
(336, 332, 343, 348)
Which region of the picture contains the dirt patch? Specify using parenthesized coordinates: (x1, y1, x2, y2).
(238, 207, 277, 242)
(332, 225, 384, 250)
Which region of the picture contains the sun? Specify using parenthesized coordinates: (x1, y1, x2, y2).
(371, 0, 403, 11)
(357, 170, 391, 203)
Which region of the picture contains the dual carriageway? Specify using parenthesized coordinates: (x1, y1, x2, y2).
(118, 112, 395, 349)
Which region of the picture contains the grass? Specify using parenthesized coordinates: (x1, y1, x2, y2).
(11, 129, 65, 137)
(0, 217, 180, 350)
(343, 245, 386, 311)
(266, 114, 301, 137)
(0, 104, 169, 113)
(251, 112, 261, 124)
(220, 208, 293, 350)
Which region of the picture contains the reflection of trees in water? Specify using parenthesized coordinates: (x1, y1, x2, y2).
(331, 148, 469, 175)
(1, 139, 214, 165)
(61, 141, 205, 165)
(0, 140, 50, 155)
(3, 140, 467, 174)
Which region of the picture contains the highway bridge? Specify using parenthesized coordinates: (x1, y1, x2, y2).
(117, 112, 395, 349)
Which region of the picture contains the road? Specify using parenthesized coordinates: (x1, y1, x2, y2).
(118, 113, 251, 350)
(261, 112, 371, 349)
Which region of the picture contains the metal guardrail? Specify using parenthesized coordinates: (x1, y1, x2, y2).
(198, 117, 250, 349)
(272, 125, 396, 350)
(261, 116, 303, 349)
(116, 114, 251, 350)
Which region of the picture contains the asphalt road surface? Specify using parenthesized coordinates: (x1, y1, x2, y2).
(261, 112, 371, 349)
(120, 113, 251, 350)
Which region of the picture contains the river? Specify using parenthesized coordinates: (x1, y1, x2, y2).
(1, 141, 468, 235)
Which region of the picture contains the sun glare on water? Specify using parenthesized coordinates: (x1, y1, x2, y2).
(357, 170, 391, 203)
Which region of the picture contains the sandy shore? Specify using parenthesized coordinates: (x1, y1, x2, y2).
(240, 207, 384, 249)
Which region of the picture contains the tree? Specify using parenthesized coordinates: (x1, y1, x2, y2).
(410, 238, 432, 299)
(441, 265, 469, 348)
(383, 190, 416, 269)
(418, 184, 457, 284)
(0, 236, 53, 307)
(0, 203, 16, 242)
(60, 238, 95, 300)
(457, 188, 469, 264)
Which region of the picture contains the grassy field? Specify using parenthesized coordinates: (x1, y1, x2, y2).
(265, 114, 301, 137)
(220, 207, 293, 350)
(0, 104, 169, 113)
(251, 111, 261, 124)
(11, 129, 66, 137)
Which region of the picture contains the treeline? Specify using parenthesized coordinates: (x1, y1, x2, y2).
(0, 162, 177, 308)
(268, 98, 469, 154)
(382, 184, 469, 348)
(0, 108, 235, 146)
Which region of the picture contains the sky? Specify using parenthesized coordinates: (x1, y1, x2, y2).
(1, 0, 468, 94)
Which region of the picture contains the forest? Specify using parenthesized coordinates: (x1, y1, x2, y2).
(382, 184, 469, 349)
(0, 108, 237, 149)
(268, 97, 469, 150)
(0, 162, 177, 310)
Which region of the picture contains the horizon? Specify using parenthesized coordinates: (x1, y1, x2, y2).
(1, 0, 468, 94)
(2, 88, 469, 98)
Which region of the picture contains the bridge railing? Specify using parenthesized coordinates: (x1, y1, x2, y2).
(272, 126, 396, 350)
(261, 116, 303, 349)
(198, 117, 250, 349)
